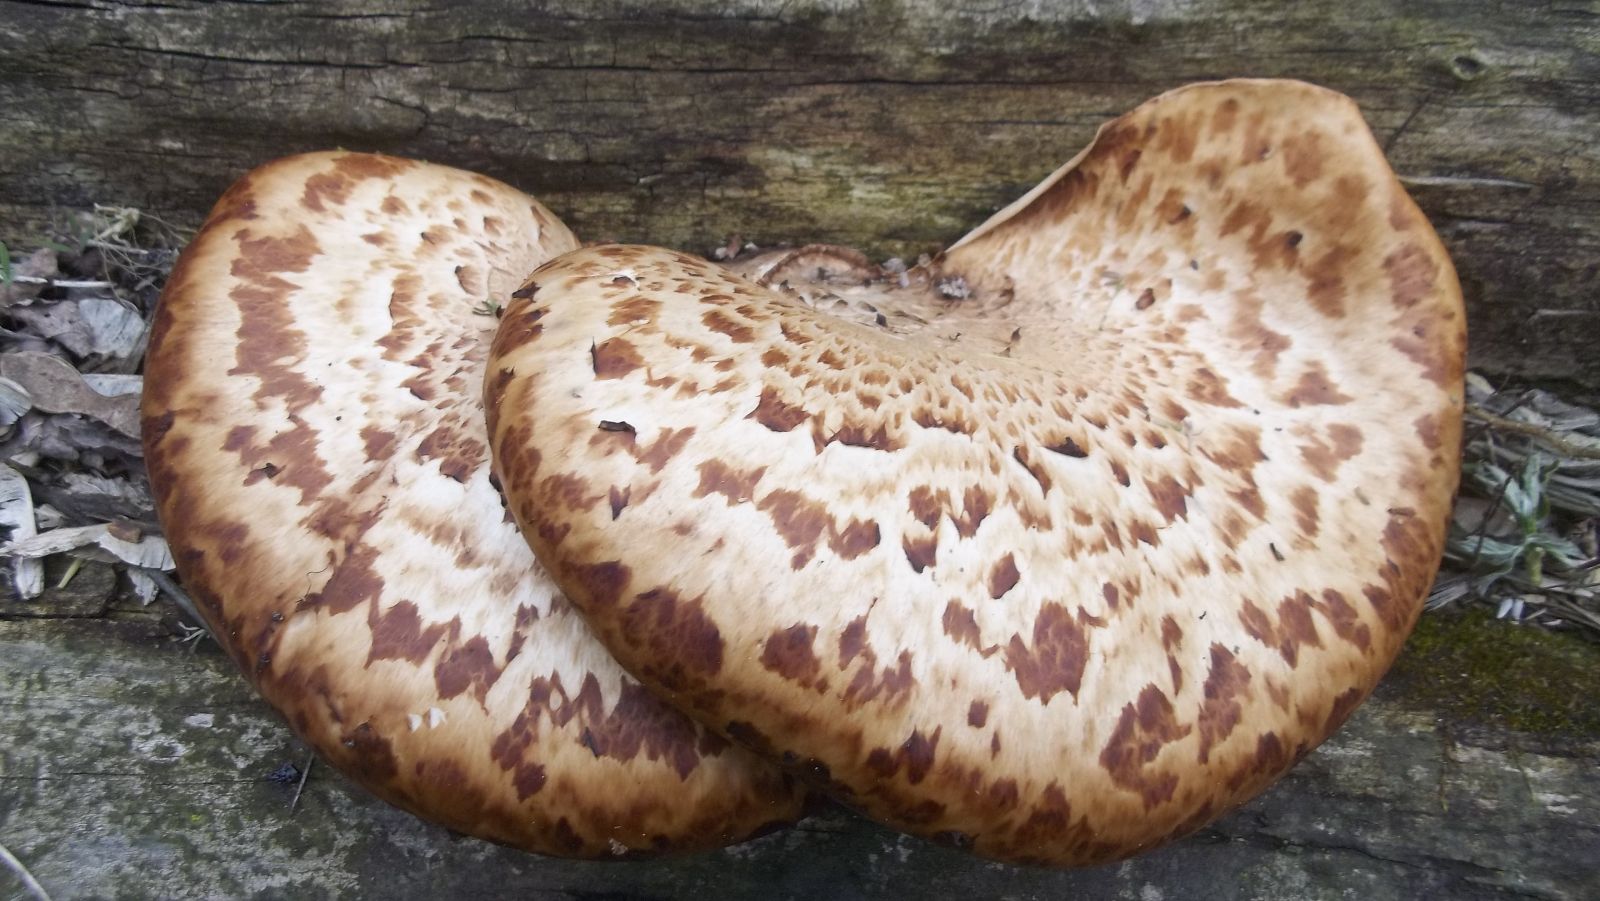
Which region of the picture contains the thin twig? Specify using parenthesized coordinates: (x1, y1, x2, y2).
(1467, 404, 1600, 461)
(1464, 456, 1515, 573)
(0, 842, 53, 901)
(5, 275, 115, 289)
(1459, 378, 1524, 450)
(144, 568, 213, 641)
(289, 754, 315, 816)
(85, 239, 142, 253)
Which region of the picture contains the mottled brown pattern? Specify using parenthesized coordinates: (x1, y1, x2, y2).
(143, 152, 804, 860)
(903, 534, 938, 572)
(756, 488, 880, 569)
(829, 420, 902, 452)
(694, 458, 767, 504)
(1290, 485, 1321, 540)
(907, 485, 945, 530)
(836, 624, 916, 713)
(748, 387, 810, 432)
(1195, 644, 1252, 763)
(702, 308, 757, 343)
(1238, 591, 1328, 667)
(366, 600, 450, 665)
(1324, 687, 1367, 735)
(831, 517, 883, 559)
(608, 295, 662, 326)
(757, 489, 830, 566)
(636, 427, 696, 474)
(1318, 588, 1373, 652)
(865, 727, 942, 785)
(1283, 364, 1354, 407)
(361, 425, 398, 462)
(1110, 460, 1132, 488)
(1046, 436, 1089, 458)
(487, 81, 1464, 866)
(415, 422, 482, 484)
(433, 636, 503, 702)
(913, 405, 977, 435)
(1414, 411, 1446, 452)
(1098, 685, 1191, 807)
(987, 553, 1021, 599)
(1145, 474, 1189, 523)
(941, 600, 993, 656)
(308, 542, 385, 616)
(591, 336, 646, 379)
(760, 624, 824, 688)
(341, 722, 401, 783)
(585, 682, 710, 780)
(622, 588, 726, 692)
(1300, 422, 1365, 481)
(1003, 604, 1090, 704)
(1004, 784, 1086, 863)
(967, 700, 989, 728)
(1391, 315, 1463, 388)
(1011, 445, 1054, 495)
(1383, 242, 1441, 310)
(562, 560, 633, 609)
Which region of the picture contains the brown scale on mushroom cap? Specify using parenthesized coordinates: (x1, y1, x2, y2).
(487, 81, 1465, 866)
(141, 152, 804, 857)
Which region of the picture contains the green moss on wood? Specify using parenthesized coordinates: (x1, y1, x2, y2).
(1391, 609, 1600, 740)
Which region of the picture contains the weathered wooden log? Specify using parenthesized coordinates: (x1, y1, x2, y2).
(1, 603, 1596, 900)
(1, 1, 1596, 389)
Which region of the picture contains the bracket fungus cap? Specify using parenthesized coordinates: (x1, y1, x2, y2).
(486, 80, 1466, 865)
(141, 152, 804, 857)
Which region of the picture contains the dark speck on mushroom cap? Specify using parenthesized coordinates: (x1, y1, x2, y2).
(486, 80, 1465, 866)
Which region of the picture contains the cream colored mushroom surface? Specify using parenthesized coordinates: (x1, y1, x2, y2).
(485, 80, 1465, 865)
(141, 152, 804, 856)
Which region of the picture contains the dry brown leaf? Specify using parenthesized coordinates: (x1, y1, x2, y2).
(0, 352, 139, 437)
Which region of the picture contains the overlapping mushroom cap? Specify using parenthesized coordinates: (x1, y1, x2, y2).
(141, 152, 804, 856)
(485, 80, 1465, 865)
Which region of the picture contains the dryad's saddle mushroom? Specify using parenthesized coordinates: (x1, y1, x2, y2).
(141, 152, 804, 856)
(486, 80, 1466, 865)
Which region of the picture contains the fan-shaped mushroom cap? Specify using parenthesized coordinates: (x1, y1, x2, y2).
(141, 152, 803, 856)
(485, 80, 1465, 865)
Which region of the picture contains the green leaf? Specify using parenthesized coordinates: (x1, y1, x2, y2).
(1529, 533, 1586, 570)
(1450, 534, 1526, 567)
(1465, 459, 1511, 497)
(1501, 454, 1544, 522)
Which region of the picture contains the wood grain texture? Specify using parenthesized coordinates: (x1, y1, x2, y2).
(0, 1, 1596, 388)
(2, 612, 1596, 899)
